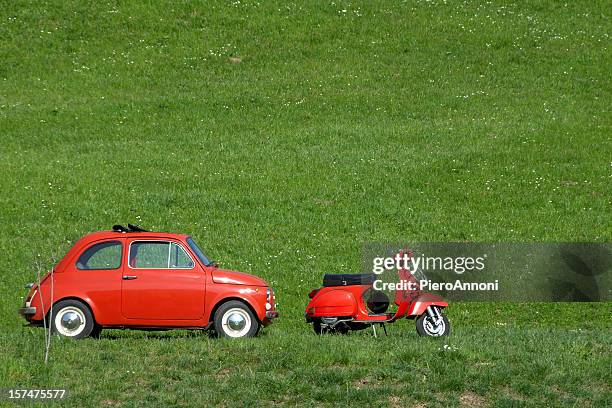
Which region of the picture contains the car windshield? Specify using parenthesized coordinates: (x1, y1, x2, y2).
(187, 237, 213, 266)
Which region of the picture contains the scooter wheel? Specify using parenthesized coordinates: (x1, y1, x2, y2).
(312, 320, 349, 335)
(416, 311, 451, 337)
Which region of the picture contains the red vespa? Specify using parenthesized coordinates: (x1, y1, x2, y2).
(305, 250, 451, 336)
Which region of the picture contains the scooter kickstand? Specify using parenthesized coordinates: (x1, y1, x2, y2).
(372, 324, 377, 338)
(381, 323, 388, 336)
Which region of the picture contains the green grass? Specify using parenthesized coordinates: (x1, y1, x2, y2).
(0, 1, 610, 406)
(1, 304, 610, 407)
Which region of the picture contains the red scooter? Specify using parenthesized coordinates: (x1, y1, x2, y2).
(305, 250, 451, 336)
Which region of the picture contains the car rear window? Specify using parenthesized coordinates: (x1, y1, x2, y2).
(77, 241, 123, 270)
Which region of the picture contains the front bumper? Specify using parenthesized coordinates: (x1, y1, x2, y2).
(19, 306, 36, 316)
(262, 310, 279, 327)
(266, 311, 279, 319)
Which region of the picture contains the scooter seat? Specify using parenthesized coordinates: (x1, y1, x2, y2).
(323, 273, 376, 287)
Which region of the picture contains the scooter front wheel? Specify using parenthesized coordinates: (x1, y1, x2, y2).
(416, 309, 451, 337)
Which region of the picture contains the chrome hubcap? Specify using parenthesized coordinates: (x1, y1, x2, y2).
(61, 311, 81, 330)
(221, 308, 251, 338)
(227, 313, 246, 331)
(54, 307, 86, 337)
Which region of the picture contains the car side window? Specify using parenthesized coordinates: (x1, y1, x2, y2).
(129, 241, 194, 269)
(170, 243, 194, 268)
(77, 241, 122, 270)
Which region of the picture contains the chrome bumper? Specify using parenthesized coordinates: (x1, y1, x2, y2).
(19, 307, 36, 316)
(265, 311, 279, 319)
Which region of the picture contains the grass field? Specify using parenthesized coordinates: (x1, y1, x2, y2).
(0, 1, 610, 406)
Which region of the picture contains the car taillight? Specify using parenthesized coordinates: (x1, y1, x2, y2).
(23, 282, 39, 306)
(308, 289, 320, 299)
(25, 289, 37, 307)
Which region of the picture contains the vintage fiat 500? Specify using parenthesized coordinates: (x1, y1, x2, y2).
(19, 225, 278, 339)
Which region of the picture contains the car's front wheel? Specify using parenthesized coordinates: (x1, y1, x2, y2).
(214, 301, 259, 338)
(49, 299, 95, 339)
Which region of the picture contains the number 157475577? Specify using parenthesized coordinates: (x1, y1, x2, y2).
(4, 389, 68, 400)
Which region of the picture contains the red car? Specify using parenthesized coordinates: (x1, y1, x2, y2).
(19, 225, 278, 339)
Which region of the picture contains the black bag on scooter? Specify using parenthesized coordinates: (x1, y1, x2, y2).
(322, 273, 376, 287)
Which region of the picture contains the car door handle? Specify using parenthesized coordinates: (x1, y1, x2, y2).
(122, 275, 138, 280)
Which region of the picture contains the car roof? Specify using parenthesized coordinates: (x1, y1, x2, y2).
(82, 230, 190, 241)
(53, 230, 192, 272)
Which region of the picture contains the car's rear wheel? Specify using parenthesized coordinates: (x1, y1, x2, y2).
(49, 299, 94, 339)
(214, 301, 259, 338)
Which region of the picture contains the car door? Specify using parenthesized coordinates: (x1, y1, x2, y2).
(74, 238, 125, 324)
(121, 239, 205, 321)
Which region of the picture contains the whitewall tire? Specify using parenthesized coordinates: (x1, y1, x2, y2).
(213, 301, 259, 338)
(50, 300, 95, 339)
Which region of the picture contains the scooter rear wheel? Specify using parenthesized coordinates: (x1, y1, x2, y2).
(312, 319, 349, 335)
(313, 320, 324, 335)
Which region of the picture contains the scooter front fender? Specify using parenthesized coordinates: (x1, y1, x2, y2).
(407, 293, 448, 317)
